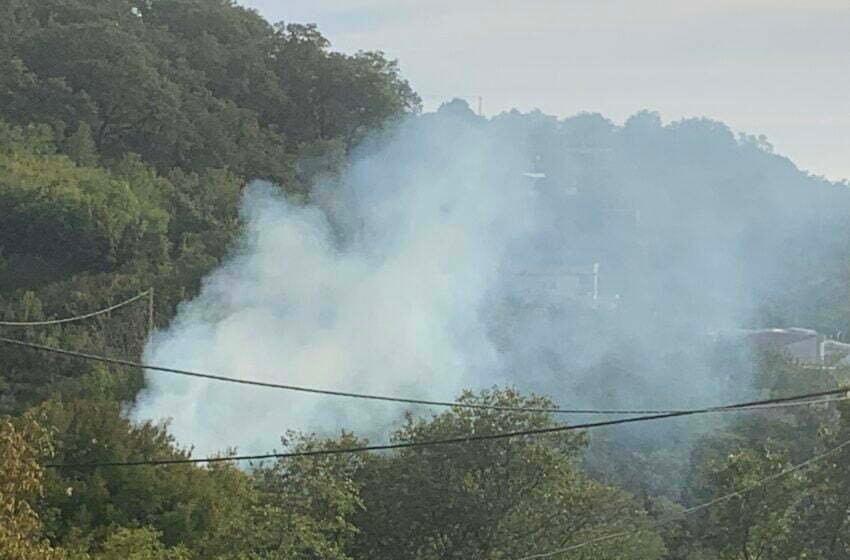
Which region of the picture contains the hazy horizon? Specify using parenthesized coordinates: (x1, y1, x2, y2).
(241, 0, 850, 182)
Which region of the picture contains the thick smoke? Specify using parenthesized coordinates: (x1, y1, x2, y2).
(134, 106, 539, 454)
(134, 101, 850, 457)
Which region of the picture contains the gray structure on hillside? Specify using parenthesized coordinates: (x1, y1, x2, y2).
(734, 328, 850, 366)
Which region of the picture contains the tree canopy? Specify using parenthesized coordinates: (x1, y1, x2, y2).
(3, 1, 850, 558)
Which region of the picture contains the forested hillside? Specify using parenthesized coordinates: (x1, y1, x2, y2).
(3, 2, 850, 559)
(0, 0, 418, 414)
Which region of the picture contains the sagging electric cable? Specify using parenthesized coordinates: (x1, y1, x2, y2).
(43, 392, 850, 469)
(3, 336, 849, 418)
(0, 290, 151, 327)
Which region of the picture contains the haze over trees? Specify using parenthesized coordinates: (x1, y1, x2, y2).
(2, 1, 850, 559)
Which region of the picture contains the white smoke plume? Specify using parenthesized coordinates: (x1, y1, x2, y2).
(134, 102, 850, 458)
(133, 109, 538, 455)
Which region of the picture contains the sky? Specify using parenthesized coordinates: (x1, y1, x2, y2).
(241, 0, 850, 181)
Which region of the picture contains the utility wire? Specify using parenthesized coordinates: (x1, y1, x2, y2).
(0, 336, 674, 414)
(43, 392, 850, 469)
(515, 437, 850, 559)
(2, 336, 848, 417)
(0, 290, 151, 327)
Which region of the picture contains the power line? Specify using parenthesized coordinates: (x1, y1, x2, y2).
(0, 336, 676, 414)
(43, 393, 850, 469)
(514, 437, 850, 559)
(0, 290, 151, 327)
(2, 336, 848, 417)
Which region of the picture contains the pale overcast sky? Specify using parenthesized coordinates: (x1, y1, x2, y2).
(242, 0, 850, 181)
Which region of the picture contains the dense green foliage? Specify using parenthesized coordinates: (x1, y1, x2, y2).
(0, 0, 418, 182)
(3, 1, 850, 559)
(0, 0, 418, 415)
(349, 390, 664, 560)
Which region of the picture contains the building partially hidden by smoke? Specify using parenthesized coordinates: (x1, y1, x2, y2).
(733, 328, 850, 366)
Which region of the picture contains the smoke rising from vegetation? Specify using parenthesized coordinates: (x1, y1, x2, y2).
(134, 101, 850, 456)
(134, 107, 538, 453)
